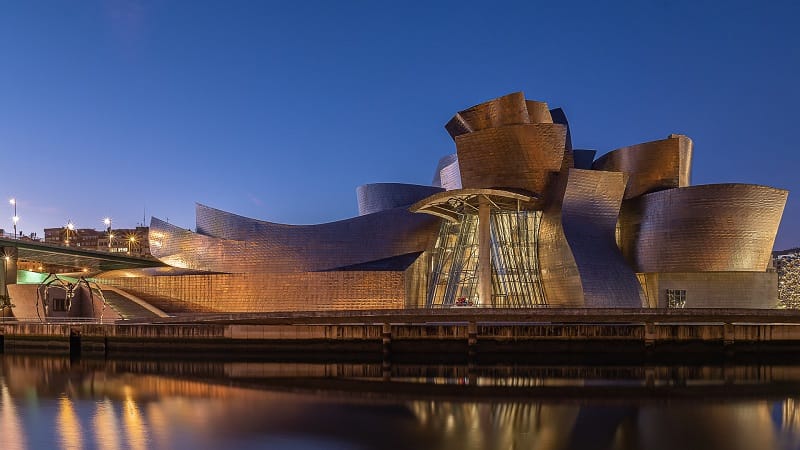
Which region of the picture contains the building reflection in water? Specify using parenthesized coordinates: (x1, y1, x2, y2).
(0, 382, 27, 450)
(93, 399, 121, 450)
(1, 355, 800, 449)
(57, 396, 83, 450)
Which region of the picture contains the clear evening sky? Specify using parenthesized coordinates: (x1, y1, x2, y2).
(1, 1, 798, 247)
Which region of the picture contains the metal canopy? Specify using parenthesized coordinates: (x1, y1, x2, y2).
(0, 237, 165, 271)
(409, 188, 539, 222)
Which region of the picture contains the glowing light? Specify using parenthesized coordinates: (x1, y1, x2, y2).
(8, 199, 14, 205)
(57, 396, 84, 450)
(12, 216, 18, 224)
(93, 399, 121, 450)
(122, 386, 149, 450)
(103, 217, 112, 226)
(0, 383, 28, 450)
(66, 222, 75, 231)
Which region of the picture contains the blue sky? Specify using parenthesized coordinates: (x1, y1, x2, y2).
(1, 0, 798, 247)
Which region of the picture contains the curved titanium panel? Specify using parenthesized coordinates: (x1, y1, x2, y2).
(549, 107, 574, 170)
(559, 169, 644, 307)
(592, 134, 693, 199)
(445, 92, 529, 139)
(431, 153, 462, 190)
(538, 177, 583, 307)
(526, 101, 553, 124)
(152, 205, 440, 273)
(618, 184, 788, 273)
(454, 123, 566, 194)
(356, 183, 443, 216)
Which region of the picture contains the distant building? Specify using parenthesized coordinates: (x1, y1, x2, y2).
(775, 249, 800, 308)
(43, 225, 150, 257)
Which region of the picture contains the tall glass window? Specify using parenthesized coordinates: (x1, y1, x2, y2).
(426, 210, 546, 307)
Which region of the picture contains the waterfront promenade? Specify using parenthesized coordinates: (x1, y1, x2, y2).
(4, 308, 800, 359)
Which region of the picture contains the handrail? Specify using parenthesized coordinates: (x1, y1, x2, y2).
(0, 316, 117, 324)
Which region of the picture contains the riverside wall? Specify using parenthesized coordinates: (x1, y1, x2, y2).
(5, 309, 800, 358)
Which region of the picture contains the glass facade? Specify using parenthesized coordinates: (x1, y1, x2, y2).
(426, 211, 546, 307)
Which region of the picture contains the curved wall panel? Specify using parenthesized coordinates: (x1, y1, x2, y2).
(538, 174, 583, 307)
(559, 169, 644, 307)
(455, 123, 566, 194)
(150, 205, 440, 273)
(445, 92, 529, 139)
(356, 183, 443, 216)
(432, 153, 462, 190)
(592, 134, 693, 199)
(618, 184, 788, 273)
(526, 101, 553, 124)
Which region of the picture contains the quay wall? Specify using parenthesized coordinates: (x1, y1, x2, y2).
(5, 319, 800, 357)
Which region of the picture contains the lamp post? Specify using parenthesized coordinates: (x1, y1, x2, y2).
(128, 236, 136, 254)
(9, 198, 17, 239)
(103, 217, 112, 251)
(64, 221, 75, 246)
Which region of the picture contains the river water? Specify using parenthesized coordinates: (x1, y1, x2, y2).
(1, 354, 800, 450)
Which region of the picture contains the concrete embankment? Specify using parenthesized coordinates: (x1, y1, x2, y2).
(4, 308, 800, 359)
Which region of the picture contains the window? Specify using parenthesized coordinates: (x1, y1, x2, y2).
(52, 298, 68, 312)
(666, 289, 686, 308)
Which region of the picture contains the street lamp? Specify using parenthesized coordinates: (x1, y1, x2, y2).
(9, 198, 17, 239)
(128, 236, 136, 254)
(103, 217, 112, 251)
(64, 221, 75, 246)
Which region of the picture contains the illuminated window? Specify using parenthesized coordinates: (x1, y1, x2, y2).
(666, 289, 686, 308)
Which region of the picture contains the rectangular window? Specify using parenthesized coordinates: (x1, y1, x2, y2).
(666, 289, 687, 308)
(52, 298, 68, 312)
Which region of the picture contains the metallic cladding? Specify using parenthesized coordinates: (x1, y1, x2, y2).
(432, 153, 459, 188)
(592, 134, 693, 199)
(97, 271, 407, 312)
(526, 101, 553, 124)
(445, 92, 530, 139)
(454, 123, 566, 194)
(559, 169, 644, 307)
(356, 183, 443, 216)
(618, 184, 788, 273)
(150, 205, 440, 273)
(549, 107, 574, 171)
(537, 172, 583, 307)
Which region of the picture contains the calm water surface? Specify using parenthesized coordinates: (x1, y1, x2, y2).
(1, 355, 800, 450)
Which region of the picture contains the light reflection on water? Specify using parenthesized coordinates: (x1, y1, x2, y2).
(0, 355, 800, 450)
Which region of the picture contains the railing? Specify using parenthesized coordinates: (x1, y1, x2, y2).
(0, 232, 42, 242)
(0, 316, 117, 324)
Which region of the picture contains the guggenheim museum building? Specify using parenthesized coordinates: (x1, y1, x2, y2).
(96, 92, 789, 313)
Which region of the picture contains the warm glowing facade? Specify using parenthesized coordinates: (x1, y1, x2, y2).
(96, 92, 788, 312)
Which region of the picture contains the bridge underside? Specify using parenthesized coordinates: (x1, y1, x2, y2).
(0, 237, 164, 272)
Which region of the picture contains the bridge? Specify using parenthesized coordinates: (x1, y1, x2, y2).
(0, 235, 164, 278)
